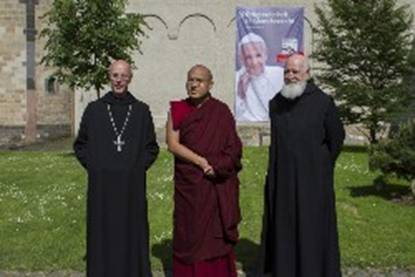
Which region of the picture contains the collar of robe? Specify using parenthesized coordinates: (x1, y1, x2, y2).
(299, 82, 316, 97)
(102, 91, 137, 105)
(187, 93, 212, 108)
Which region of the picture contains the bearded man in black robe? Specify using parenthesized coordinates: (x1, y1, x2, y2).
(258, 54, 345, 277)
(74, 60, 159, 277)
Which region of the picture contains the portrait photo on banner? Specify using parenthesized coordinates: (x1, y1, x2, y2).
(235, 6, 304, 122)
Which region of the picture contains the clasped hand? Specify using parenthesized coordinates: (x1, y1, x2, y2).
(198, 157, 216, 177)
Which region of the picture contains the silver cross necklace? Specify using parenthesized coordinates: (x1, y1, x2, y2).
(107, 104, 132, 152)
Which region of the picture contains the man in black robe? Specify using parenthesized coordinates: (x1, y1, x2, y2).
(258, 54, 345, 277)
(74, 60, 159, 277)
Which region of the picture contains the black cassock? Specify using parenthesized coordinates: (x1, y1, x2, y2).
(258, 83, 345, 277)
(74, 91, 159, 277)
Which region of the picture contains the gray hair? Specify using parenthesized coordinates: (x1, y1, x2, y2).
(238, 32, 267, 56)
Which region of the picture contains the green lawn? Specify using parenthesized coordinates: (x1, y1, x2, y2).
(0, 146, 414, 272)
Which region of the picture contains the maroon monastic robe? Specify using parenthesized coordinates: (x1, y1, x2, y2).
(170, 97, 242, 269)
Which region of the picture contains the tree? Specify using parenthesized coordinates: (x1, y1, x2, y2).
(313, 0, 414, 144)
(369, 120, 415, 195)
(40, 0, 147, 98)
(394, 37, 415, 126)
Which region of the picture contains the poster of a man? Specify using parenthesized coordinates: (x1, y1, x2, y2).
(235, 32, 284, 121)
(235, 7, 304, 122)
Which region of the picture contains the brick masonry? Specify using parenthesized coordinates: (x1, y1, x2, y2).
(0, 0, 73, 147)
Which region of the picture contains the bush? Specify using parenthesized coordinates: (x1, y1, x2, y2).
(369, 120, 415, 194)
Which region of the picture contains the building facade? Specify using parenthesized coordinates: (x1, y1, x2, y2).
(1, 0, 414, 147)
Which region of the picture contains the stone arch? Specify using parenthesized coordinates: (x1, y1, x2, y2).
(179, 13, 216, 31)
(129, 13, 172, 109)
(178, 13, 217, 35)
(175, 12, 217, 50)
(227, 16, 235, 28)
(142, 14, 168, 31)
(173, 12, 217, 61)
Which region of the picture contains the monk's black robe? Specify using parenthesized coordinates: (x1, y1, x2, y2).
(74, 91, 159, 277)
(258, 83, 345, 277)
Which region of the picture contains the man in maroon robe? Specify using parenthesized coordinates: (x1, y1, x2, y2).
(166, 64, 242, 277)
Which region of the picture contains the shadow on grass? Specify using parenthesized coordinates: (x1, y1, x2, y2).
(342, 145, 368, 153)
(235, 238, 260, 274)
(347, 183, 412, 201)
(152, 239, 172, 275)
(151, 238, 260, 275)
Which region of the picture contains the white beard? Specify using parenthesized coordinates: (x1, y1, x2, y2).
(280, 81, 307, 99)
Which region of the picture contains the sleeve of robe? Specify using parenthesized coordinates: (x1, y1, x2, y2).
(143, 106, 159, 170)
(73, 104, 91, 169)
(267, 97, 278, 175)
(264, 97, 278, 219)
(205, 106, 242, 179)
(324, 97, 345, 164)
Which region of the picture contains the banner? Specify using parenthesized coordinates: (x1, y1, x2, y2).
(235, 6, 304, 122)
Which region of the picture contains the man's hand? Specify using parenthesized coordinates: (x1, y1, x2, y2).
(204, 166, 216, 178)
(197, 157, 216, 177)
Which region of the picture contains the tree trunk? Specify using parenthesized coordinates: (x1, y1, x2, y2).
(369, 127, 378, 144)
(96, 86, 101, 99)
(411, 179, 415, 197)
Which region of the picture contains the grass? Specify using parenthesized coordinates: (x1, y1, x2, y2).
(0, 145, 414, 272)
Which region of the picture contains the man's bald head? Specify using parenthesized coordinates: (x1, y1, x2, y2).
(285, 54, 310, 75)
(187, 64, 213, 81)
(186, 64, 214, 103)
(284, 54, 310, 84)
(109, 60, 133, 78)
(108, 60, 133, 95)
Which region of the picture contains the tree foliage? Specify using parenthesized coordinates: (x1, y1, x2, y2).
(396, 37, 415, 124)
(313, 0, 414, 144)
(40, 0, 147, 97)
(369, 120, 415, 194)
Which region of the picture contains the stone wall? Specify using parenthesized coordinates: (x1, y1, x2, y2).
(0, 0, 73, 147)
(1, 0, 414, 147)
(0, 0, 26, 127)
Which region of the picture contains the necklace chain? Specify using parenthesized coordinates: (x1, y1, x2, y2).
(107, 104, 132, 152)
